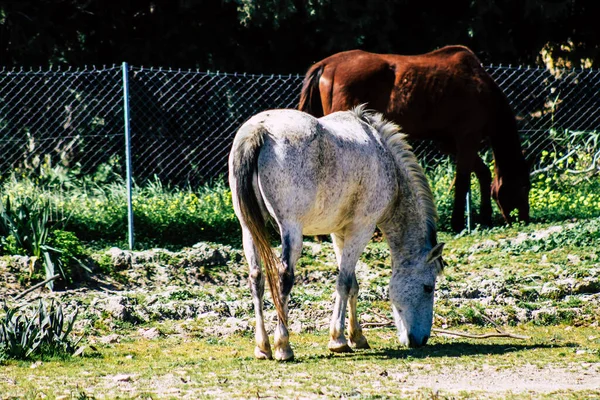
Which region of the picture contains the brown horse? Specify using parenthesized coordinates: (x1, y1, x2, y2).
(298, 45, 530, 232)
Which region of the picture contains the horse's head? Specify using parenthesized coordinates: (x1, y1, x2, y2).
(389, 243, 445, 348)
(491, 174, 531, 224)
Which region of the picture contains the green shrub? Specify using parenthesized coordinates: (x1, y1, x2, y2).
(131, 177, 239, 247)
(0, 195, 59, 288)
(0, 195, 90, 289)
(47, 176, 240, 247)
(48, 230, 92, 286)
(0, 299, 81, 361)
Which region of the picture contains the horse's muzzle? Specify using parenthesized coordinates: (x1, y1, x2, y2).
(408, 334, 429, 348)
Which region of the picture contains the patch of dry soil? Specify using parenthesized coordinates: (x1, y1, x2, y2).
(393, 363, 600, 395)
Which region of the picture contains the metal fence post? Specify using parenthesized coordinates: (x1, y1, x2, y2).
(122, 62, 135, 250)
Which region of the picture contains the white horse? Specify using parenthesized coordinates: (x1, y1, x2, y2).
(229, 105, 445, 361)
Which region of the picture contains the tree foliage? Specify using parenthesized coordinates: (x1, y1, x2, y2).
(0, 0, 598, 72)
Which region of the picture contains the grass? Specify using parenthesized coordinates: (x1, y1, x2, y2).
(0, 170, 238, 250)
(2, 217, 600, 398)
(0, 325, 598, 399)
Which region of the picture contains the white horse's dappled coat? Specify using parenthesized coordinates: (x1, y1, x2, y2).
(229, 106, 445, 361)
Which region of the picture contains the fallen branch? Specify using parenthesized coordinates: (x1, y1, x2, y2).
(362, 321, 393, 328)
(362, 313, 530, 340)
(478, 308, 503, 333)
(530, 148, 578, 175)
(12, 274, 60, 300)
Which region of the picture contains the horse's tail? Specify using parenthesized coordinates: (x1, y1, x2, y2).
(298, 63, 324, 117)
(229, 124, 285, 322)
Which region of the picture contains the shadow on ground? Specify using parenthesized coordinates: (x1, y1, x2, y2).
(297, 341, 577, 362)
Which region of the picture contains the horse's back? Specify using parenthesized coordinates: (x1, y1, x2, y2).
(315, 46, 484, 81)
(242, 109, 319, 142)
(313, 46, 496, 139)
(252, 109, 397, 235)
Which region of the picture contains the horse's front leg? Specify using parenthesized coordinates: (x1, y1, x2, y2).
(242, 228, 272, 360)
(329, 229, 373, 353)
(273, 223, 303, 361)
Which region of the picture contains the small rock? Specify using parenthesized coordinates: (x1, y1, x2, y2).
(540, 284, 562, 300)
(567, 254, 581, 265)
(138, 327, 161, 339)
(106, 296, 133, 321)
(99, 334, 121, 344)
(30, 361, 42, 369)
(112, 374, 133, 382)
(574, 278, 600, 294)
(289, 320, 303, 334)
(212, 301, 231, 317)
(303, 241, 323, 256)
(108, 247, 132, 270)
(469, 239, 498, 252)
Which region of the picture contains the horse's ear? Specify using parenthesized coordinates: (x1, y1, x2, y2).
(426, 243, 445, 264)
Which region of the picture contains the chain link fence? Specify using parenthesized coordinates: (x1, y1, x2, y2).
(1, 64, 599, 185)
(0, 64, 599, 244)
(0, 66, 124, 177)
(128, 68, 304, 186)
(491, 66, 600, 174)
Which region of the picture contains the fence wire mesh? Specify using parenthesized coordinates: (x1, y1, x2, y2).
(128, 69, 304, 186)
(0, 67, 124, 177)
(1, 64, 599, 184)
(491, 66, 600, 174)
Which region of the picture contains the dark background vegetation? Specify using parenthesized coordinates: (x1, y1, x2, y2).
(0, 0, 599, 72)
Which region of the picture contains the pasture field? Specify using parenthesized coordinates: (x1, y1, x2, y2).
(1, 219, 600, 399)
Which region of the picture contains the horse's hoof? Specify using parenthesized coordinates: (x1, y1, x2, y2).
(350, 336, 371, 349)
(274, 347, 294, 361)
(254, 347, 273, 360)
(328, 340, 354, 353)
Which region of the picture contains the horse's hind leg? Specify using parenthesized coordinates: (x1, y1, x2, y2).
(329, 228, 374, 353)
(274, 222, 303, 361)
(473, 155, 492, 227)
(451, 143, 477, 232)
(242, 228, 272, 360)
(347, 273, 370, 349)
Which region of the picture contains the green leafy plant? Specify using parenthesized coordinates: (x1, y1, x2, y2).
(0, 299, 81, 361)
(0, 195, 58, 287)
(48, 230, 92, 285)
(0, 195, 90, 289)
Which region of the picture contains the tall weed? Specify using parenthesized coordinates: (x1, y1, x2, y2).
(0, 300, 81, 361)
(0, 195, 91, 289)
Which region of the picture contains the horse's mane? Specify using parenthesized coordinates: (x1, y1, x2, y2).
(352, 104, 438, 246)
